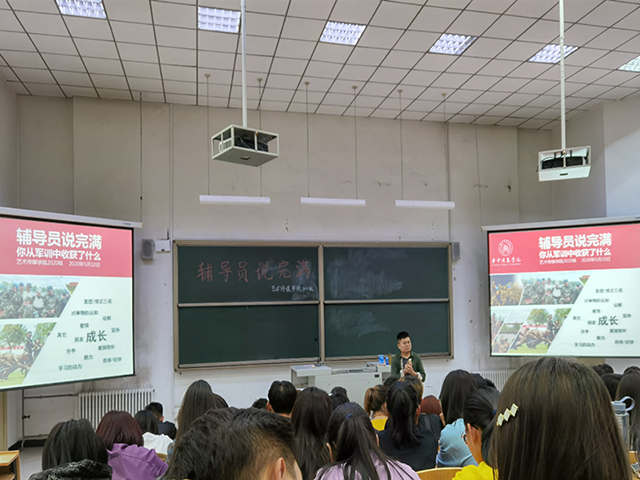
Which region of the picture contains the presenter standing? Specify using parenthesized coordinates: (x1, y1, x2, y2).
(391, 331, 426, 382)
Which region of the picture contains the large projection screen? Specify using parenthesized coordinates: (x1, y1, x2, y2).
(486, 217, 640, 357)
(0, 209, 135, 390)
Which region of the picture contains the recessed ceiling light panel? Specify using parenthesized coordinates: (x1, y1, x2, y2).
(529, 44, 578, 63)
(619, 56, 640, 72)
(429, 33, 477, 55)
(198, 7, 241, 33)
(56, 0, 106, 19)
(320, 22, 366, 46)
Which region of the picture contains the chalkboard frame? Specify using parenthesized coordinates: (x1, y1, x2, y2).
(173, 241, 453, 369)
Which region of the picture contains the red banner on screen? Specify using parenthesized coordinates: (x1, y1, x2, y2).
(0, 217, 132, 277)
(488, 223, 640, 275)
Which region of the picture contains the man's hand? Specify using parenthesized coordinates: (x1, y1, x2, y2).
(403, 360, 416, 377)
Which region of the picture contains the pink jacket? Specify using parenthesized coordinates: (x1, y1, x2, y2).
(107, 443, 168, 480)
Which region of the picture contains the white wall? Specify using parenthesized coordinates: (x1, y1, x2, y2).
(0, 76, 17, 207)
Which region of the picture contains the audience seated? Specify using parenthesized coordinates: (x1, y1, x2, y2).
(96, 410, 168, 480)
(616, 371, 640, 452)
(378, 381, 442, 471)
(492, 357, 632, 480)
(315, 402, 419, 480)
(330, 386, 350, 411)
(453, 388, 499, 480)
(420, 395, 444, 426)
(601, 372, 623, 401)
(134, 409, 173, 455)
(163, 408, 302, 480)
(291, 387, 333, 480)
(437, 370, 478, 468)
(267, 380, 298, 418)
(624, 365, 640, 375)
(252, 398, 269, 409)
(471, 373, 496, 390)
(364, 384, 388, 431)
(145, 402, 176, 440)
(29, 419, 112, 480)
(384, 375, 400, 388)
(593, 363, 615, 376)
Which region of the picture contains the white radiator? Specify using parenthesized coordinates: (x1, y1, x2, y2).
(79, 388, 155, 428)
(477, 370, 514, 391)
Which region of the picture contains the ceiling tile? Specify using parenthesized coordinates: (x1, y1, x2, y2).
(43, 53, 86, 72)
(621, 76, 640, 88)
(0, 31, 34, 51)
(75, 38, 119, 59)
(281, 17, 325, 42)
(614, 5, 640, 29)
(103, 0, 151, 23)
(446, 56, 489, 74)
(316, 104, 347, 115)
(0, 65, 17, 81)
(270, 57, 307, 76)
(0, 9, 22, 31)
(275, 39, 315, 59)
(398, 110, 427, 120)
(264, 73, 300, 89)
(393, 84, 425, 99)
(381, 50, 422, 69)
(127, 77, 163, 92)
(460, 103, 493, 115)
(244, 12, 284, 38)
(518, 19, 559, 43)
(594, 70, 639, 86)
(205, 82, 234, 97)
(490, 77, 531, 92)
(500, 92, 539, 106)
(567, 67, 609, 84)
(561, 48, 607, 67)
(483, 15, 536, 40)
(370, 66, 408, 83)
(122, 60, 159, 78)
(261, 87, 294, 102)
(198, 31, 237, 52)
(497, 41, 544, 61)
(84, 57, 124, 75)
(288, 101, 320, 113)
(527, 95, 557, 108)
(467, 0, 514, 14)
(598, 86, 637, 100)
(446, 89, 482, 103)
(464, 37, 510, 58)
(198, 50, 236, 69)
(234, 54, 271, 73)
(151, 1, 195, 28)
(198, 68, 233, 85)
(117, 42, 158, 63)
(414, 53, 456, 72)
(337, 64, 376, 81)
(259, 99, 289, 112)
(98, 88, 132, 100)
(246, 35, 278, 57)
(288, 0, 335, 19)
(61, 85, 98, 97)
(507, 62, 551, 78)
(431, 72, 471, 89)
(90, 73, 128, 89)
(475, 90, 511, 104)
(474, 115, 504, 125)
(292, 88, 326, 103)
(394, 30, 440, 52)
(30, 34, 76, 55)
(329, 0, 381, 24)
(164, 80, 196, 95)
(348, 47, 388, 66)
(477, 59, 520, 76)
(111, 21, 156, 45)
(448, 11, 499, 36)
(14, 67, 55, 83)
(586, 29, 637, 50)
(402, 69, 439, 86)
(370, 108, 399, 119)
(486, 104, 519, 116)
(460, 74, 501, 90)
(536, 64, 581, 81)
(406, 98, 441, 111)
(7, 0, 58, 13)
(618, 35, 640, 54)
(427, 0, 470, 8)
(360, 81, 395, 96)
(357, 26, 403, 49)
(53, 70, 92, 86)
(589, 51, 638, 70)
(162, 64, 196, 82)
(0, 50, 45, 68)
(312, 43, 352, 63)
(64, 16, 112, 40)
(497, 117, 526, 126)
(351, 95, 384, 108)
(572, 83, 613, 98)
(580, 2, 638, 27)
(518, 79, 556, 94)
(519, 118, 550, 129)
(506, 0, 557, 17)
(409, 6, 459, 32)
(16, 11, 68, 36)
(25, 82, 64, 97)
(564, 24, 607, 47)
(370, 2, 421, 29)
(245, 0, 289, 15)
(160, 46, 196, 66)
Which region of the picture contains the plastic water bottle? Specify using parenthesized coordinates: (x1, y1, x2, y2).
(612, 396, 635, 449)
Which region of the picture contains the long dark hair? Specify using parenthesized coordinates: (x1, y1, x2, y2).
(385, 381, 420, 448)
(440, 369, 477, 425)
(616, 372, 640, 451)
(95, 411, 143, 449)
(176, 379, 228, 441)
(42, 419, 108, 470)
(492, 357, 632, 480)
(463, 387, 499, 466)
(364, 385, 387, 417)
(291, 387, 332, 480)
(317, 403, 412, 480)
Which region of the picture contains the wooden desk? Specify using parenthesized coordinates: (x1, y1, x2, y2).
(0, 451, 20, 480)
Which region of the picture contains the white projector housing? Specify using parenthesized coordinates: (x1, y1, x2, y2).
(538, 145, 591, 182)
(212, 125, 279, 167)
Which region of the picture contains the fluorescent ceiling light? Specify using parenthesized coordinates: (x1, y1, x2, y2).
(429, 33, 477, 55)
(200, 195, 271, 205)
(619, 55, 640, 72)
(300, 197, 366, 207)
(528, 44, 578, 63)
(320, 22, 366, 46)
(56, 0, 106, 19)
(198, 7, 241, 33)
(395, 200, 455, 209)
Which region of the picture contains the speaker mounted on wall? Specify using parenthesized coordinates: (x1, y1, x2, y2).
(142, 239, 155, 260)
(451, 242, 461, 261)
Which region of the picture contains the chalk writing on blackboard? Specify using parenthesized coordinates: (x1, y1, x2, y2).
(198, 260, 314, 283)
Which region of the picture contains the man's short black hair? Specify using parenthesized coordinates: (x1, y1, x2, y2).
(145, 402, 163, 419)
(252, 398, 268, 409)
(268, 380, 297, 415)
(397, 331, 410, 342)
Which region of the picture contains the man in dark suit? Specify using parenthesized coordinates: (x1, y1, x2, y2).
(146, 401, 176, 440)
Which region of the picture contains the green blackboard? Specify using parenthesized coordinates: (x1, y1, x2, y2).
(324, 302, 450, 358)
(179, 304, 319, 365)
(324, 247, 449, 300)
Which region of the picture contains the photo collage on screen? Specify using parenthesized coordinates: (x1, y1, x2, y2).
(490, 272, 589, 355)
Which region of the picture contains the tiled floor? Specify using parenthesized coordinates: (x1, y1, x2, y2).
(19, 447, 42, 479)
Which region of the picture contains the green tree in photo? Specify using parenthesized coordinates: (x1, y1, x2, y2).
(0, 324, 28, 352)
(527, 309, 551, 326)
(553, 308, 571, 325)
(34, 322, 56, 344)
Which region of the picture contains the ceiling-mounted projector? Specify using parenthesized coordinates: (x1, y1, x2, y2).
(538, 145, 590, 182)
(212, 125, 279, 167)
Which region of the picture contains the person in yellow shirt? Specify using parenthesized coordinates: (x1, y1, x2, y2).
(364, 384, 388, 431)
(454, 387, 499, 480)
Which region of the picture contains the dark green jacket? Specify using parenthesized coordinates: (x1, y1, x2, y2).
(391, 351, 426, 381)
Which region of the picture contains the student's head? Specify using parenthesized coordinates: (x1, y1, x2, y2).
(492, 357, 632, 480)
(624, 365, 640, 375)
(396, 331, 411, 355)
(268, 380, 297, 416)
(593, 363, 614, 376)
(134, 409, 159, 435)
(42, 419, 108, 470)
(463, 387, 499, 465)
(177, 379, 228, 441)
(472, 373, 496, 389)
(330, 386, 350, 411)
(420, 395, 442, 417)
(291, 387, 332, 480)
(399, 374, 423, 400)
(252, 398, 269, 409)
(601, 373, 622, 401)
(165, 408, 301, 480)
(385, 380, 420, 448)
(383, 375, 400, 388)
(145, 402, 164, 421)
(440, 369, 477, 425)
(616, 372, 640, 451)
(95, 411, 143, 449)
(364, 385, 387, 417)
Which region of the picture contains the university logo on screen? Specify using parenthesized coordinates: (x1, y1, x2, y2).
(492, 239, 521, 267)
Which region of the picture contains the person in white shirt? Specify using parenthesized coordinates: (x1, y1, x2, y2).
(135, 409, 173, 455)
(23, 283, 36, 304)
